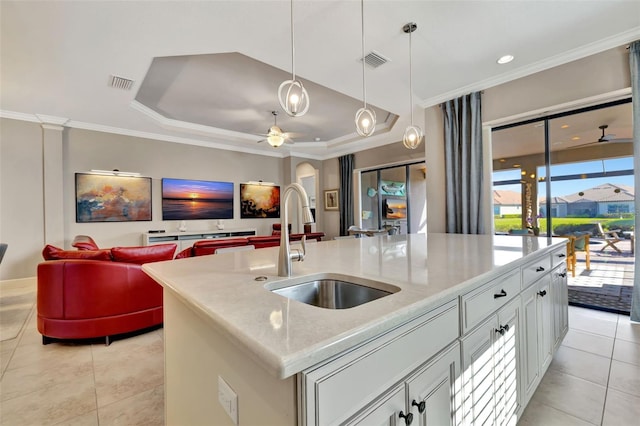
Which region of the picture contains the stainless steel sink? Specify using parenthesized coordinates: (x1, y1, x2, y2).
(271, 279, 394, 309)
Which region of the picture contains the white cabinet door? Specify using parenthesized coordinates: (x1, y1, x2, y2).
(495, 297, 521, 426)
(537, 277, 553, 374)
(344, 384, 406, 426)
(521, 282, 539, 405)
(521, 276, 553, 406)
(407, 343, 461, 426)
(461, 316, 498, 425)
(551, 265, 569, 351)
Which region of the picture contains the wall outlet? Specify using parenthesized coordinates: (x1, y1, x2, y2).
(218, 376, 238, 425)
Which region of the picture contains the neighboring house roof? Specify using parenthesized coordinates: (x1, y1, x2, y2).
(563, 183, 634, 203)
(539, 196, 570, 205)
(493, 190, 521, 206)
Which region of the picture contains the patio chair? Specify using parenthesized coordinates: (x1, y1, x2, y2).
(564, 234, 591, 277)
(594, 223, 623, 254)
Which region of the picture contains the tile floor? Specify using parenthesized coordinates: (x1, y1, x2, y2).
(519, 306, 640, 426)
(1, 279, 638, 425)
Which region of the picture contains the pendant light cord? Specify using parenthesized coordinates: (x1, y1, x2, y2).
(290, 0, 296, 80)
(409, 26, 414, 126)
(361, 0, 367, 108)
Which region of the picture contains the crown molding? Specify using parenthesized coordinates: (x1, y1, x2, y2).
(420, 27, 640, 108)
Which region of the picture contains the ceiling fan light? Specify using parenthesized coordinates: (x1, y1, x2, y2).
(403, 125, 424, 149)
(355, 107, 376, 137)
(267, 133, 285, 147)
(278, 79, 309, 117)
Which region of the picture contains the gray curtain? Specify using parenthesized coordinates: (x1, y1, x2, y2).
(339, 154, 355, 236)
(443, 91, 484, 234)
(630, 40, 640, 321)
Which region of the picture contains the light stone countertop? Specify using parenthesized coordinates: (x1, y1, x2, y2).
(142, 233, 565, 379)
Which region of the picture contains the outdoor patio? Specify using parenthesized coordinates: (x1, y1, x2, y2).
(568, 237, 634, 314)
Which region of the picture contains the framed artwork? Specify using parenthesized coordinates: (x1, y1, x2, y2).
(76, 173, 152, 222)
(161, 178, 233, 220)
(324, 189, 339, 211)
(240, 183, 280, 218)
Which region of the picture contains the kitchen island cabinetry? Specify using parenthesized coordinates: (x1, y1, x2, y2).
(143, 234, 568, 426)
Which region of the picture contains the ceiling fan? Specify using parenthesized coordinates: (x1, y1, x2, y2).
(257, 111, 299, 147)
(567, 124, 633, 149)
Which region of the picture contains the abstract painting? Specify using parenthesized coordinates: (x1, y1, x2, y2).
(240, 184, 280, 218)
(76, 173, 152, 222)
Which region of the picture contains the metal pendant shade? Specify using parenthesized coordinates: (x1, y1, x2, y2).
(354, 0, 376, 137)
(402, 22, 424, 150)
(278, 0, 310, 117)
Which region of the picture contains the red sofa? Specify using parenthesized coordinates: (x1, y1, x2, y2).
(175, 232, 325, 258)
(37, 243, 176, 345)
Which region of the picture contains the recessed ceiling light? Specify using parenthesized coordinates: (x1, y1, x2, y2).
(513, 164, 521, 168)
(499, 158, 506, 163)
(571, 136, 580, 141)
(561, 124, 570, 129)
(497, 54, 514, 65)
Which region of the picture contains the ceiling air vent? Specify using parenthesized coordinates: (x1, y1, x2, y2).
(108, 75, 134, 90)
(363, 51, 390, 69)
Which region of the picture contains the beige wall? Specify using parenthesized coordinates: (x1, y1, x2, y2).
(1, 119, 45, 279)
(0, 121, 295, 280)
(1, 116, 416, 278)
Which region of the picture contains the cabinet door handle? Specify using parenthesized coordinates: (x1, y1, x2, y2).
(557, 253, 566, 258)
(412, 399, 426, 414)
(559, 272, 567, 278)
(537, 290, 547, 297)
(494, 289, 507, 299)
(399, 411, 413, 425)
(536, 266, 545, 272)
(495, 324, 510, 335)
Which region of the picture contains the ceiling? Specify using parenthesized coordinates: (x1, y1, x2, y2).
(1, 1, 639, 160)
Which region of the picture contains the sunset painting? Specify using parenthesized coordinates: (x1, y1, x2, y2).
(240, 184, 280, 218)
(76, 173, 152, 222)
(161, 178, 233, 220)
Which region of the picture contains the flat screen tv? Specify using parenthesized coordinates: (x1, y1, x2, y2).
(162, 178, 233, 220)
(383, 197, 407, 219)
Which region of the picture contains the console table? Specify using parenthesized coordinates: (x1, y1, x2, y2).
(142, 229, 256, 251)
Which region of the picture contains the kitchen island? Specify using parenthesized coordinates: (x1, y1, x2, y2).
(143, 233, 568, 425)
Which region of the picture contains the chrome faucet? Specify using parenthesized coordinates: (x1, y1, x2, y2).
(278, 183, 315, 277)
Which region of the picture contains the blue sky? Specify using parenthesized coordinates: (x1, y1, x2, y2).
(494, 157, 634, 198)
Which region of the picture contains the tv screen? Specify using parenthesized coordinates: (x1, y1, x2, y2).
(162, 178, 233, 220)
(383, 198, 407, 219)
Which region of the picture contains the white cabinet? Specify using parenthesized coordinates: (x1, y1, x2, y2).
(407, 343, 461, 426)
(300, 301, 460, 426)
(551, 264, 569, 351)
(521, 274, 553, 405)
(461, 296, 521, 426)
(142, 228, 256, 250)
(345, 344, 461, 426)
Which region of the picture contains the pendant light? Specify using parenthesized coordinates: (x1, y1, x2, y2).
(278, 0, 310, 117)
(354, 0, 376, 137)
(402, 22, 423, 149)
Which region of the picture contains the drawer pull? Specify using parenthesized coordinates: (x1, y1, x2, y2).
(399, 411, 413, 425)
(537, 290, 547, 297)
(536, 266, 545, 272)
(494, 289, 507, 299)
(557, 253, 566, 258)
(412, 399, 426, 414)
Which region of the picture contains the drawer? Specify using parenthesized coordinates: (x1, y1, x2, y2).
(461, 269, 520, 334)
(301, 300, 459, 426)
(522, 254, 552, 290)
(550, 245, 568, 269)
